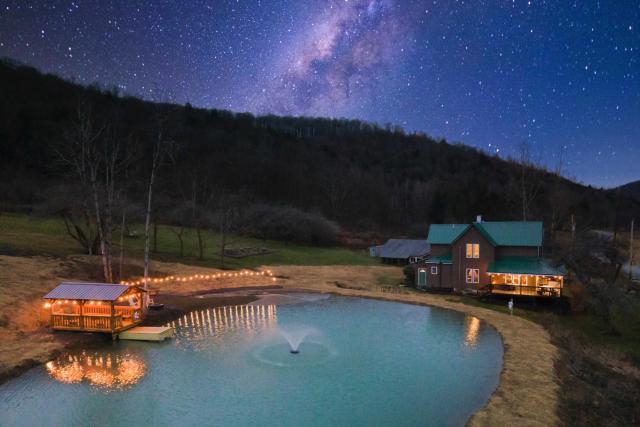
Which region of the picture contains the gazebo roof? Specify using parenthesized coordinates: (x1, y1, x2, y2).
(43, 282, 141, 301)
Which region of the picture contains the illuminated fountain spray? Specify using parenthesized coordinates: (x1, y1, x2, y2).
(279, 326, 316, 355)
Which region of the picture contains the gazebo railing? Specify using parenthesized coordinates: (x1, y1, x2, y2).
(51, 313, 123, 331)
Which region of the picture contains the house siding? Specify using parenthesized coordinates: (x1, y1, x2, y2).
(451, 227, 495, 290)
(429, 244, 450, 257)
(426, 263, 452, 288)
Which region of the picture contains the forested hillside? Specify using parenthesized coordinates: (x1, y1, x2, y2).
(619, 180, 640, 203)
(0, 58, 637, 240)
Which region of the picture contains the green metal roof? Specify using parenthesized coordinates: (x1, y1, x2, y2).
(487, 257, 566, 276)
(425, 253, 452, 264)
(473, 221, 543, 247)
(426, 224, 469, 244)
(427, 221, 543, 247)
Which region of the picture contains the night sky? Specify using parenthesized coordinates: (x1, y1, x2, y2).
(1, 1, 638, 187)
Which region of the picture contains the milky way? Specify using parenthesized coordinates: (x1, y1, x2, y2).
(0, 0, 638, 186)
(251, 0, 417, 117)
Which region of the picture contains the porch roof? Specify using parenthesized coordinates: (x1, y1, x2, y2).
(44, 282, 142, 301)
(425, 252, 452, 264)
(487, 257, 566, 276)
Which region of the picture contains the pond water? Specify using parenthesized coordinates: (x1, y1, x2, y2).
(0, 294, 502, 427)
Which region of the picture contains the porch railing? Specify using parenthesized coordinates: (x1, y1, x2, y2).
(490, 284, 561, 297)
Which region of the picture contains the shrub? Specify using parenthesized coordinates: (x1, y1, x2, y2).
(240, 204, 340, 246)
(403, 265, 415, 288)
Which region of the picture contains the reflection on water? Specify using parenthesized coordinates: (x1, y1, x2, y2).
(46, 351, 145, 389)
(167, 304, 278, 339)
(464, 316, 481, 348)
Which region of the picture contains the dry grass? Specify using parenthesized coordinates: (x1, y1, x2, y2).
(0, 255, 82, 380)
(0, 255, 559, 426)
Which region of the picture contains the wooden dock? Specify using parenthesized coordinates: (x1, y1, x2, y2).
(118, 326, 174, 342)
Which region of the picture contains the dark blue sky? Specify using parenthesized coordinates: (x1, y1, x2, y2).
(1, 0, 638, 187)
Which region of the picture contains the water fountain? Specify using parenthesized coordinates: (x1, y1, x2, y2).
(279, 326, 315, 355)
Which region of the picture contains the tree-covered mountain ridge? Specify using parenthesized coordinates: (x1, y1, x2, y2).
(0, 58, 637, 237)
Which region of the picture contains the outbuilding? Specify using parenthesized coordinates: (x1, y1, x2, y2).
(43, 282, 145, 334)
(369, 239, 430, 264)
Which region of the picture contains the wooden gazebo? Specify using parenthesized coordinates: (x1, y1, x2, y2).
(43, 282, 145, 334)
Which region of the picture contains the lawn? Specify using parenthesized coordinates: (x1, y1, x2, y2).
(0, 212, 377, 269)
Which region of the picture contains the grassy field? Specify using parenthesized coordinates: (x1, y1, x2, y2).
(0, 212, 377, 269)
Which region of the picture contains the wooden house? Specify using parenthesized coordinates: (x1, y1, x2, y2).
(416, 217, 566, 297)
(43, 282, 145, 334)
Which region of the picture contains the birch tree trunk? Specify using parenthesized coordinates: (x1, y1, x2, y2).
(143, 108, 171, 307)
(143, 164, 156, 302)
(119, 210, 126, 281)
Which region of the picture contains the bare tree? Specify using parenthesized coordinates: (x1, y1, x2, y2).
(57, 99, 126, 282)
(515, 141, 544, 221)
(559, 231, 628, 333)
(38, 183, 99, 254)
(167, 201, 191, 257)
(142, 105, 173, 302)
(321, 167, 352, 220)
(214, 194, 242, 268)
(549, 145, 571, 239)
(190, 177, 216, 261)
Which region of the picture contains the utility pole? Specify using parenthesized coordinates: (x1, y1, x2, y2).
(630, 219, 635, 284)
(571, 214, 576, 250)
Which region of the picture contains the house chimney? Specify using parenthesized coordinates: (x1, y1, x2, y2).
(476, 215, 482, 223)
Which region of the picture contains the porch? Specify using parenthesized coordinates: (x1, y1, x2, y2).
(487, 256, 565, 298)
(489, 274, 563, 297)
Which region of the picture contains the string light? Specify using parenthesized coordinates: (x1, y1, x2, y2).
(119, 269, 276, 286)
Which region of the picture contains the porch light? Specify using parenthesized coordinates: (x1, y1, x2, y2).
(43, 302, 51, 308)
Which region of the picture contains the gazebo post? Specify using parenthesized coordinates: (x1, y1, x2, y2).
(110, 301, 115, 332)
(79, 300, 84, 329)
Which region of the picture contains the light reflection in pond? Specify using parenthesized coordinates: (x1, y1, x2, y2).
(464, 316, 481, 348)
(45, 351, 146, 389)
(167, 304, 278, 339)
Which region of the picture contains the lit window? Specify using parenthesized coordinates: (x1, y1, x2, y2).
(431, 266, 438, 275)
(466, 268, 479, 284)
(466, 243, 480, 258)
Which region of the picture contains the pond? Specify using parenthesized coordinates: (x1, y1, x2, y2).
(0, 294, 503, 426)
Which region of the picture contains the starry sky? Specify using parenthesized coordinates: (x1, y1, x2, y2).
(0, 0, 638, 187)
